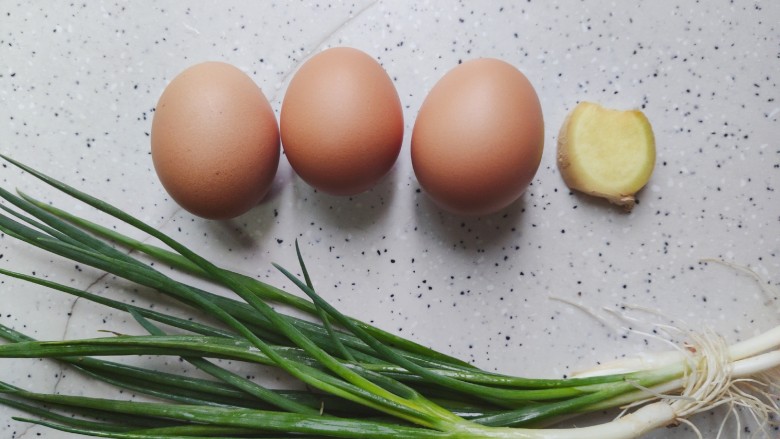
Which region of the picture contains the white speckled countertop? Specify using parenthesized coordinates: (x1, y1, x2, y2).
(1, 1, 778, 438)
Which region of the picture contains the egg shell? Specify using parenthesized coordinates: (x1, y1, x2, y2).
(411, 58, 544, 216)
(151, 62, 280, 220)
(280, 47, 404, 196)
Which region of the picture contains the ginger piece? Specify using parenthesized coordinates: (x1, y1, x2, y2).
(557, 101, 655, 211)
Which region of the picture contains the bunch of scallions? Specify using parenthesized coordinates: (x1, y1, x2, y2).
(0, 155, 777, 439)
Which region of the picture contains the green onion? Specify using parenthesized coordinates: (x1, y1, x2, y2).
(0, 156, 777, 438)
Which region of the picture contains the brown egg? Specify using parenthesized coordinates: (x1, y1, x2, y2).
(151, 62, 280, 220)
(411, 58, 544, 216)
(280, 47, 404, 195)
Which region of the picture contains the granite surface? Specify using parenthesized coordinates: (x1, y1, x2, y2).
(1, 1, 778, 438)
